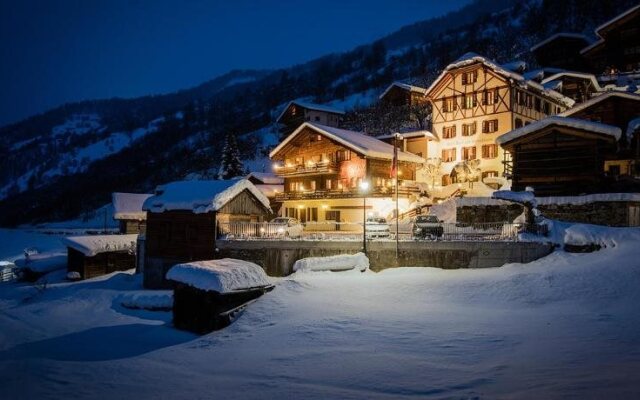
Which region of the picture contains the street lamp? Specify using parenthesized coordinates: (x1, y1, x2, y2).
(359, 180, 370, 254)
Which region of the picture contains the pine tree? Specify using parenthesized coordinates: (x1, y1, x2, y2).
(217, 133, 245, 180)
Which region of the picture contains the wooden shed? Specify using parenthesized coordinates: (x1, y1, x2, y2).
(112, 192, 152, 234)
(498, 117, 620, 196)
(62, 234, 138, 280)
(142, 179, 272, 289)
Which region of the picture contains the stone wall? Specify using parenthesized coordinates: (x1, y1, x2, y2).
(216, 240, 553, 276)
(456, 201, 640, 227)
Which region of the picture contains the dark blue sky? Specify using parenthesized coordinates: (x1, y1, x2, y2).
(0, 0, 470, 126)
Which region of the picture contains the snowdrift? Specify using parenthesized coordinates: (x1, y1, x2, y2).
(293, 252, 369, 272)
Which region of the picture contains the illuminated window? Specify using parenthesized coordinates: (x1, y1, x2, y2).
(482, 144, 498, 159)
(442, 97, 456, 113)
(463, 93, 477, 109)
(443, 125, 456, 139)
(462, 146, 476, 160)
(483, 89, 498, 105)
(482, 119, 499, 133)
(462, 122, 476, 136)
(442, 148, 456, 162)
(461, 71, 477, 85)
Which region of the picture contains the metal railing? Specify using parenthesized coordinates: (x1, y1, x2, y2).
(275, 186, 422, 201)
(216, 221, 546, 242)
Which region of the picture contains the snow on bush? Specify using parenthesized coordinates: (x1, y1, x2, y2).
(120, 291, 173, 310)
(166, 259, 271, 293)
(293, 252, 369, 272)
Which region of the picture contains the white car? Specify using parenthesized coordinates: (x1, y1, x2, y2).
(270, 217, 303, 238)
(365, 217, 390, 239)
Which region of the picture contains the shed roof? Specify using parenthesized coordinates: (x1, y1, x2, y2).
(496, 116, 621, 146)
(269, 122, 426, 164)
(143, 179, 272, 214)
(112, 192, 152, 220)
(62, 234, 138, 257)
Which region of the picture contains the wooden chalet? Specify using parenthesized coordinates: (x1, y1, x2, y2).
(62, 235, 138, 280)
(376, 130, 438, 160)
(379, 82, 429, 107)
(560, 91, 640, 177)
(269, 122, 425, 226)
(276, 100, 345, 137)
(112, 192, 152, 234)
(497, 117, 620, 196)
(581, 4, 640, 77)
(142, 179, 272, 289)
(539, 72, 602, 104)
(530, 33, 590, 71)
(424, 52, 574, 185)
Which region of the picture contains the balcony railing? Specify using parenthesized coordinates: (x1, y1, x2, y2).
(274, 161, 338, 176)
(275, 184, 422, 201)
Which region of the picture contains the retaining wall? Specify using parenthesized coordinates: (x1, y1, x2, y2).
(215, 240, 554, 276)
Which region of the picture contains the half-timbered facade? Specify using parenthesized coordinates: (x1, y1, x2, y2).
(425, 53, 574, 185)
(269, 122, 425, 226)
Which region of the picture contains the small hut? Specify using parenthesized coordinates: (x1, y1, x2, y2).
(112, 192, 152, 234)
(62, 234, 138, 279)
(142, 179, 272, 289)
(166, 258, 273, 334)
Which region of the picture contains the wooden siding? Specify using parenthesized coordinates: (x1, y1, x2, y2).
(119, 219, 146, 234)
(145, 211, 217, 260)
(67, 247, 136, 280)
(217, 189, 270, 217)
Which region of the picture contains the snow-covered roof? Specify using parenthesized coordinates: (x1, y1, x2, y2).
(540, 71, 602, 92)
(378, 81, 428, 100)
(270, 122, 426, 164)
(112, 192, 152, 220)
(560, 91, 640, 117)
(499, 60, 527, 73)
(543, 80, 562, 91)
(492, 190, 537, 206)
(530, 33, 590, 52)
(143, 179, 272, 214)
(62, 234, 138, 257)
(523, 67, 566, 82)
(376, 130, 438, 141)
(425, 53, 575, 107)
(276, 100, 345, 123)
(166, 258, 271, 293)
(246, 172, 283, 185)
(497, 116, 622, 146)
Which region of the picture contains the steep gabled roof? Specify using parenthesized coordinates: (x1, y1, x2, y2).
(269, 122, 425, 163)
(425, 53, 575, 107)
(276, 100, 345, 123)
(530, 33, 590, 52)
(497, 116, 621, 146)
(559, 91, 640, 117)
(143, 179, 272, 214)
(379, 81, 428, 100)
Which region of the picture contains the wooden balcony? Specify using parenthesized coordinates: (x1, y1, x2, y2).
(275, 184, 422, 201)
(274, 161, 338, 177)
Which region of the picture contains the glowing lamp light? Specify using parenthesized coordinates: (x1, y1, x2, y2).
(259, 227, 266, 233)
(297, 205, 304, 209)
(359, 181, 370, 191)
(321, 204, 329, 209)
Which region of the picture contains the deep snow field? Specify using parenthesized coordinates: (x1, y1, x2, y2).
(1, 227, 640, 399)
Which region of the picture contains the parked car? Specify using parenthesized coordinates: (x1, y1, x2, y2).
(365, 217, 390, 239)
(412, 215, 444, 239)
(270, 217, 303, 238)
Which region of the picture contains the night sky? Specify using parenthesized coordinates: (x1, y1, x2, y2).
(0, 0, 471, 126)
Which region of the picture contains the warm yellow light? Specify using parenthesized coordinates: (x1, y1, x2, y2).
(398, 170, 403, 176)
(321, 204, 329, 209)
(273, 163, 280, 170)
(359, 181, 370, 191)
(297, 205, 304, 209)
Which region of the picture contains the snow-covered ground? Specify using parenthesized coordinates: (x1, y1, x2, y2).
(1, 227, 640, 399)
